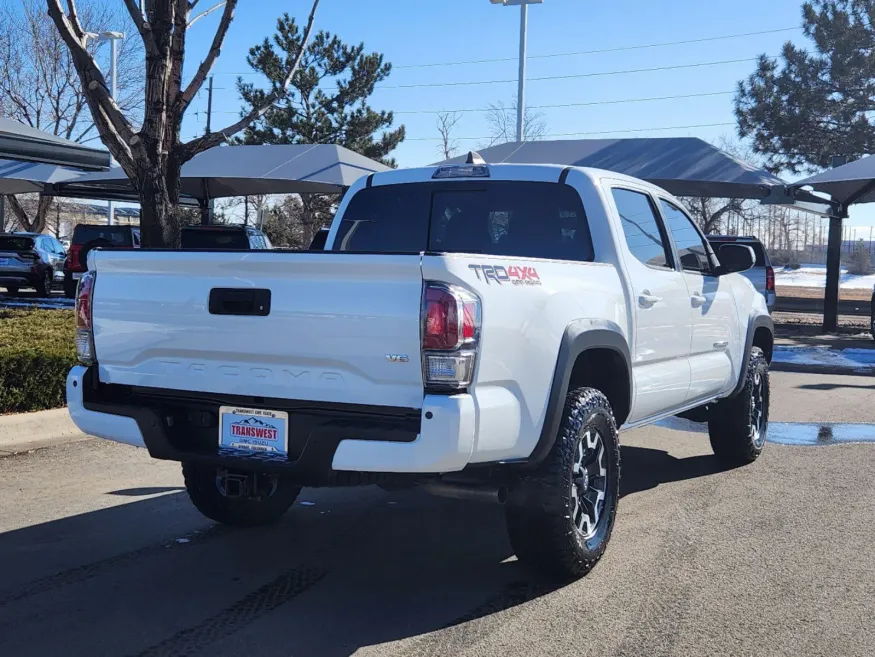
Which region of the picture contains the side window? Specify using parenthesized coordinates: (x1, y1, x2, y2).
(611, 188, 673, 269)
(659, 200, 712, 274)
(132, 231, 140, 247)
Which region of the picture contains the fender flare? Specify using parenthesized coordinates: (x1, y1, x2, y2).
(526, 319, 632, 466)
(728, 313, 774, 399)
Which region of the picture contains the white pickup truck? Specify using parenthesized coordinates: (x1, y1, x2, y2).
(67, 155, 773, 580)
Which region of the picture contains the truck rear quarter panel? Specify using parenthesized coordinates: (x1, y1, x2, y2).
(422, 254, 627, 464)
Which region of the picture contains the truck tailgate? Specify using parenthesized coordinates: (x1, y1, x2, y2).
(90, 251, 425, 409)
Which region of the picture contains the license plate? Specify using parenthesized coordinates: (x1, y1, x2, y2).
(218, 406, 288, 456)
(72, 272, 83, 280)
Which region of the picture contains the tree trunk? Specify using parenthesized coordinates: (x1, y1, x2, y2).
(5, 194, 54, 233)
(136, 157, 182, 248)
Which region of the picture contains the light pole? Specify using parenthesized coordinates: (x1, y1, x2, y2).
(490, 0, 542, 143)
(100, 31, 125, 226)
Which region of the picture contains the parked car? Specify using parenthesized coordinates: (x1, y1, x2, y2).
(0, 233, 66, 297)
(180, 225, 272, 250)
(64, 224, 139, 298)
(67, 158, 773, 580)
(707, 235, 775, 312)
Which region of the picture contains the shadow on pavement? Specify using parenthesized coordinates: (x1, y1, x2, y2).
(107, 486, 185, 496)
(796, 382, 875, 391)
(0, 446, 727, 657)
(620, 445, 728, 498)
(0, 488, 561, 657)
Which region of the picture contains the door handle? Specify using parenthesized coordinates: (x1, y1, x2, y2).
(690, 293, 707, 308)
(638, 291, 662, 307)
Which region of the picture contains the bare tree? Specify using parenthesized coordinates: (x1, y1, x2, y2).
(45, 0, 321, 248)
(436, 111, 462, 160)
(0, 0, 143, 233)
(678, 136, 758, 235)
(484, 98, 546, 146)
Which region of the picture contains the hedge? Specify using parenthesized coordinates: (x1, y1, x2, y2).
(0, 309, 76, 414)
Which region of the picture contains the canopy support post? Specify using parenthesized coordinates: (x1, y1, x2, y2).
(199, 179, 211, 226)
(822, 211, 844, 333)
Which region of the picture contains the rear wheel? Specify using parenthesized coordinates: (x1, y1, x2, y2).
(63, 278, 77, 299)
(708, 347, 769, 466)
(506, 388, 620, 580)
(34, 269, 52, 297)
(182, 463, 301, 526)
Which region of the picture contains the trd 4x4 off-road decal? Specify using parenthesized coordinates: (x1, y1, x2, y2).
(468, 264, 542, 286)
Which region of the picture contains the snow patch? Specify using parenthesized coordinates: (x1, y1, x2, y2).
(775, 264, 875, 290)
(773, 345, 875, 371)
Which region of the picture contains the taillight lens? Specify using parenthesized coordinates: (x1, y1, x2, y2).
(75, 271, 96, 364)
(421, 283, 480, 391)
(66, 244, 83, 272)
(765, 266, 775, 291)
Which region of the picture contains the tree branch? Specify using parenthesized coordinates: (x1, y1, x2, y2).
(65, 0, 84, 40)
(176, 0, 236, 114)
(4, 194, 30, 231)
(183, 0, 320, 158)
(122, 0, 158, 55)
(45, 0, 141, 167)
(187, 1, 226, 28)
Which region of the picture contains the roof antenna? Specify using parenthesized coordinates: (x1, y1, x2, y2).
(466, 151, 486, 165)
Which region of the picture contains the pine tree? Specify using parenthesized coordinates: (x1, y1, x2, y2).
(238, 15, 405, 166)
(735, 0, 875, 174)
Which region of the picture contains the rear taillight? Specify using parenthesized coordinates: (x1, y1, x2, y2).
(75, 271, 96, 364)
(765, 266, 775, 291)
(66, 244, 83, 272)
(421, 283, 481, 391)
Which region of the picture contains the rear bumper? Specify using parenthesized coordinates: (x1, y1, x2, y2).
(0, 272, 39, 287)
(66, 366, 477, 481)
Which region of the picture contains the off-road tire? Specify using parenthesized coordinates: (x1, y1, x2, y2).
(182, 462, 301, 527)
(708, 346, 769, 466)
(35, 269, 52, 297)
(506, 388, 621, 581)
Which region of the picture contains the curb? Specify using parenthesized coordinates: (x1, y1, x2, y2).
(770, 362, 875, 378)
(0, 408, 90, 456)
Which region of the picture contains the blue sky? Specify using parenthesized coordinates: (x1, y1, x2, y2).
(181, 0, 804, 167)
(61, 0, 875, 227)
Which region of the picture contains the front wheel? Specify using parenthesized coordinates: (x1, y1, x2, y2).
(182, 463, 301, 526)
(708, 346, 769, 466)
(506, 388, 620, 581)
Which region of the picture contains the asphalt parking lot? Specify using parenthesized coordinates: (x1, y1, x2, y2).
(0, 370, 873, 657)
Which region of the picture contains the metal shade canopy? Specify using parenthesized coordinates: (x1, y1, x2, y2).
(0, 158, 88, 195)
(52, 144, 391, 202)
(437, 137, 816, 202)
(792, 154, 875, 207)
(0, 117, 110, 171)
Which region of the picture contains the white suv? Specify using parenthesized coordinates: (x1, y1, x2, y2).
(67, 156, 773, 580)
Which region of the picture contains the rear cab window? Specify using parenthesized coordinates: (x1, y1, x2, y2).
(332, 181, 594, 262)
(181, 229, 250, 250)
(72, 225, 133, 247)
(0, 236, 36, 252)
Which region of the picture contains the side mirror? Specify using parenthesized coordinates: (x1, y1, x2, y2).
(717, 243, 755, 275)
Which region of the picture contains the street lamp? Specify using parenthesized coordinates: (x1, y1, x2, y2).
(99, 31, 125, 226)
(490, 0, 543, 143)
